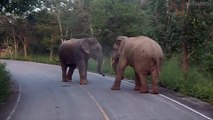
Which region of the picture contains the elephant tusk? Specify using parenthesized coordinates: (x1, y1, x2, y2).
(111, 59, 115, 65)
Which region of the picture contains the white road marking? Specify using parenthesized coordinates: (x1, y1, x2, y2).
(159, 94, 213, 120)
(6, 81, 22, 120)
(79, 85, 110, 120)
(89, 72, 213, 120)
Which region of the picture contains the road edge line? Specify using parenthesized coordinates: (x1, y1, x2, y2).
(159, 94, 213, 120)
(122, 80, 213, 120)
(6, 81, 22, 120)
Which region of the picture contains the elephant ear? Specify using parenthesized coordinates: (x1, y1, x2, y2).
(81, 39, 90, 54)
(116, 36, 127, 55)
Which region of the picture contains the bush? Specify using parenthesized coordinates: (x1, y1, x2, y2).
(160, 57, 184, 91)
(160, 57, 213, 104)
(0, 63, 10, 102)
(181, 68, 213, 103)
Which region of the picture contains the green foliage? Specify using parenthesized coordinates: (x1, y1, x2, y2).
(160, 57, 213, 104)
(181, 68, 213, 103)
(29, 10, 61, 54)
(0, 0, 40, 14)
(160, 57, 184, 91)
(14, 54, 58, 65)
(0, 63, 10, 102)
(148, 0, 213, 72)
(90, 0, 148, 53)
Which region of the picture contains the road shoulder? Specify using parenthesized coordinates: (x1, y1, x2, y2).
(159, 87, 213, 119)
(0, 79, 20, 120)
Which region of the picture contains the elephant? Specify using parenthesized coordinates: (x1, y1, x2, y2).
(58, 37, 105, 85)
(111, 36, 164, 94)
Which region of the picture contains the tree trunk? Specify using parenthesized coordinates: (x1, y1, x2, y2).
(49, 35, 54, 62)
(49, 48, 53, 62)
(89, 20, 94, 36)
(23, 37, 28, 59)
(12, 29, 18, 59)
(4, 37, 13, 56)
(181, 41, 189, 73)
(56, 9, 64, 43)
(181, 0, 190, 73)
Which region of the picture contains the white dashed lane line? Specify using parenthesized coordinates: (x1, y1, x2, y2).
(78, 85, 110, 120)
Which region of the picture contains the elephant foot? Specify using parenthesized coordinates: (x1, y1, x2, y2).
(80, 80, 88, 85)
(111, 86, 120, 90)
(139, 86, 149, 93)
(111, 80, 121, 90)
(150, 86, 159, 94)
(66, 77, 72, 82)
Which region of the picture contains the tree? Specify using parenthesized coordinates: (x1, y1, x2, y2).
(0, 0, 40, 14)
(15, 17, 33, 59)
(0, 14, 20, 58)
(31, 10, 60, 61)
(148, 0, 213, 73)
(90, 0, 148, 54)
(0, 0, 41, 58)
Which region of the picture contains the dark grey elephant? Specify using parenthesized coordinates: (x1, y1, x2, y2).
(58, 37, 105, 84)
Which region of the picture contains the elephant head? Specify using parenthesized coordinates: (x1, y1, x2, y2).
(81, 37, 105, 76)
(111, 36, 128, 73)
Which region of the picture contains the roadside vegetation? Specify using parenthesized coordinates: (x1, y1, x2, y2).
(0, 0, 212, 104)
(0, 63, 10, 102)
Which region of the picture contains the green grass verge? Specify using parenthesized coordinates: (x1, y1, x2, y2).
(160, 57, 213, 104)
(2, 54, 58, 65)
(0, 63, 10, 102)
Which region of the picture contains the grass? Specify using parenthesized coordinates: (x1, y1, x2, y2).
(2, 54, 58, 65)
(0, 63, 10, 102)
(160, 57, 213, 104)
(1, 54, 213, 104)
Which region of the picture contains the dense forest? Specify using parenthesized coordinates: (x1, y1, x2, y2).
(0, 0, 213, 103)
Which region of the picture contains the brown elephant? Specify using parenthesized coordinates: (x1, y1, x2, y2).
(58, 37, 105, 84)
(111, 36, 164, 94)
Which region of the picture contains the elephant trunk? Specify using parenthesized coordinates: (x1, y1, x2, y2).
(97, 54, 105, 77)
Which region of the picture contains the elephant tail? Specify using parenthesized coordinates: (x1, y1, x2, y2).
(155, 57, 163, 75)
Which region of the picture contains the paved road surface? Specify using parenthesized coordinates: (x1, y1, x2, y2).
(1, 60, 212, 120)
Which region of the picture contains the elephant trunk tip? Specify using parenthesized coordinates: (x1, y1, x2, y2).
(99, 72, 105, 77)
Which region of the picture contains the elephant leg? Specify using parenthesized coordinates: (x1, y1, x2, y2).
(67, 65, 76, 81)
(77, 60, 88, 85)
(111, 60, 127, 90)
(150, 68, 159, 94)
(138, 73, 149, 93)
(61, 63, 68, 82)
(134, 71, 141, 91)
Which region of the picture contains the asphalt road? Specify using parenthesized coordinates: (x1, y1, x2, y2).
(1, 60, 212, 120)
